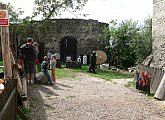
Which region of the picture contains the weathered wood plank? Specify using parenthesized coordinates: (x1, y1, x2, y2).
(154, 72, 165, 100)
(0, 88, 16, 119)
(0, 4, 12, 80)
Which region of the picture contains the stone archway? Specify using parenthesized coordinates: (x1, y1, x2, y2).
(60, 36, 77, 62)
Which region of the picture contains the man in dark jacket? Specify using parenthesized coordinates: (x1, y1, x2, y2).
(88, 51, 97, 73)
(20, 38, 36, 84)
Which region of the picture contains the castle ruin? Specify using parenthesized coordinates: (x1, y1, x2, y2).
(20, 19, 108, 62)
(144, 0, 165, 68)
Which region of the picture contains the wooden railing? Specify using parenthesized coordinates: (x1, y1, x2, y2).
(0, 79, 17, 120)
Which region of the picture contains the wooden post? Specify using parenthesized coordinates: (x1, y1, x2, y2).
(0, 4, 12, 80)
(154, 72, 165, 100)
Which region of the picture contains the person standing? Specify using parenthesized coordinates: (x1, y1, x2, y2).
(51, 55, 57, 83)
(88, 51, 97, 73)
(47, 51, 52, 69)
(41, 56, 53, 85)
(20, 38, 36, 84)
(32, 42, 39, 79)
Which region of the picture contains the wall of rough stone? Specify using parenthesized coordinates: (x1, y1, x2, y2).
(152, 0, 165, 50)
(33, 19, 108, 58)
(143, 0, 165, 68)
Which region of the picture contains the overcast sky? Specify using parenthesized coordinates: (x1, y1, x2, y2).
(2, 0, 153, 23)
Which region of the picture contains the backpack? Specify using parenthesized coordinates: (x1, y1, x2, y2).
(19, 44, 35, 60)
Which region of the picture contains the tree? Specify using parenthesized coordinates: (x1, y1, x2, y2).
(0, 2, 24, 58)
(33, 0, 88, 19)
(135, 18, 152, 62)
(15, 0, 89, 42)
(104, 19, 152, 69)
(106, 20, 141, 69)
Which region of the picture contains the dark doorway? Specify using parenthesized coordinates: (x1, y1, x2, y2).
(60, 36, 77, 62)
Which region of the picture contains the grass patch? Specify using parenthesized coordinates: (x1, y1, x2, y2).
(0, 60, 3, 73)
(56, 65, 134, 81)
(88, 69, 134, 81)
(17, 106, 31, 120)
(72, 65, 134, 81)
(36, 64, 41, 72)
(0, 60, 3, 66)
(56, 68, 77, 79)
(0, 67, 3, 73)
(125, 80, 136, 88)
(148, 92, 155, 99)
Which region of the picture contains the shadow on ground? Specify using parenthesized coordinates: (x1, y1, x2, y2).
(28, 84, 59, 120)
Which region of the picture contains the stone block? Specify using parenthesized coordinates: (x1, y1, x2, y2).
(34, 72, 48, 84)
(100, 64, 109, 70)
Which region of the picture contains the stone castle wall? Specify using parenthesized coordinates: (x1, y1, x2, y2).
(32, 19, 108, 57)
(143, 0, 165, 68)
(152, 0, 165, 50)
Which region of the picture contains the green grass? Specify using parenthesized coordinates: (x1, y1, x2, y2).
(17, 106, 31, 120)
(56, 68, 77, 79)
(0, 60, 134, 81)
(0, 61, 3, 66)
(125, 80, 136, 88)
(0, 60, 3, 73)
(56, 65, 134, 81)
(74, 65, 134, 80)
(36, 64, 41, 72)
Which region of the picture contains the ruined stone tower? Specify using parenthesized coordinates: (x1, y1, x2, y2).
(143, 0, 165, 68)
(29, 19, 108, 62)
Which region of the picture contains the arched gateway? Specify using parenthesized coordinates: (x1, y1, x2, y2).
(60, 36, 77, 62)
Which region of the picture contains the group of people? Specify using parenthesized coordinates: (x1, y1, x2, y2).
(41, 55, 57, 85)
(20, 38, 97, 86)
(20, 38, 57, 86)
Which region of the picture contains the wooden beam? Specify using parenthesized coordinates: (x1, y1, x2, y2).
(0, 4, 12, 80)
(154, 72, 165, 100)
(11, 51, 23, 94)
(0, 88, 16, 119)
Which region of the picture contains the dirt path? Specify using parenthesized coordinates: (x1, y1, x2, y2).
(29, 72, 165, 120)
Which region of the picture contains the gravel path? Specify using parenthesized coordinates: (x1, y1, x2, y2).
(29, 72, 165, 120)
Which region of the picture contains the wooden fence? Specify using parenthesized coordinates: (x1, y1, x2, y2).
(137, 64, 164, 93)
(0, 79, 18, 120)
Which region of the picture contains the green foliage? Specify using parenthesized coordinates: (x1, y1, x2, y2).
(33, 0, 88, 19)
(135, 18, 152, 62)
(16, 18, 33, 39)
(6, 3, 24, 23)
(105, 19, 152, 69)
(4, 1, 88, 41)
(107, 20, 140, 68)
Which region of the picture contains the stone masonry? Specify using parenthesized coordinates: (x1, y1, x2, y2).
(31, 19, 108, 61)
(143, 0, 165, 68)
